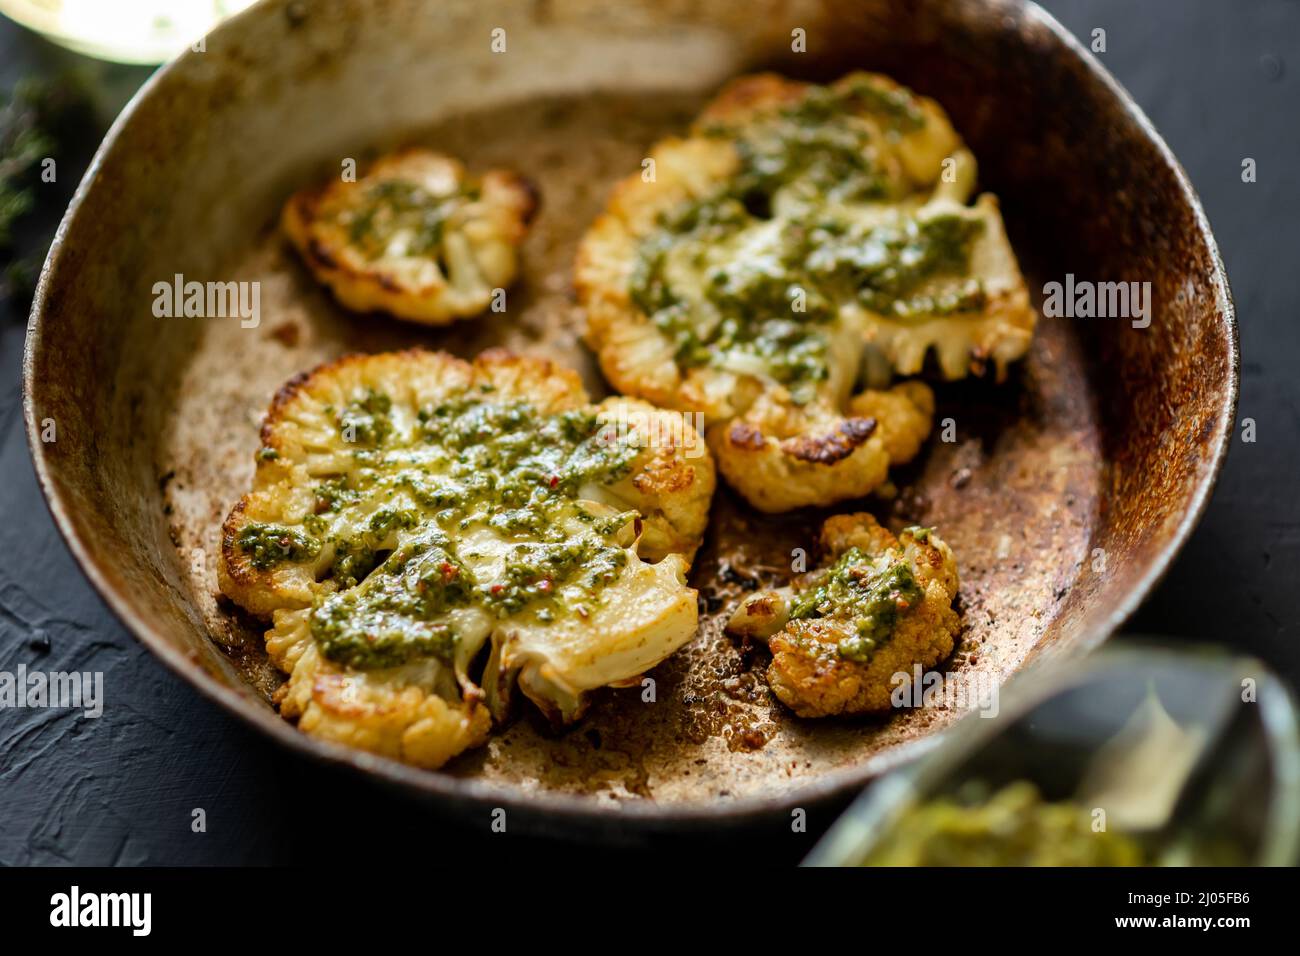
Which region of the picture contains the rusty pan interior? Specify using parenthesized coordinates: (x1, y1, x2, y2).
(23, 0, 1237, 832)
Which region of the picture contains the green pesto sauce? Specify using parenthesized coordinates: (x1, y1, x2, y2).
(236, 523, 321, 570)
(845, 79, 927, 134)
(339, 179, 476, 260)
(719, 108, 889, 209)
(490, 533, 630, 616)
(338, 389, 393, 446)
(238, 389, 642, 669)
(861, 782, 1148, 867)
(630, 79, 984, 400)
(789, 546, 923, 663)
(312, 533, 472, 669)
(804, 213, 987, 317)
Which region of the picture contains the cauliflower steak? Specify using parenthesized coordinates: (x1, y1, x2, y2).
(283, 148, 537, 325)
(218, 349, 715, 768)
(726, 513, 960, 718)
(577, 72, 1036, 511)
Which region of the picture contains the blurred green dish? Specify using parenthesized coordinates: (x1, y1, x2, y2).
(805, 642, 1300, 867)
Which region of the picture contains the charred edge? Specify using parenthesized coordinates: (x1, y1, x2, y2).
(219, 498, 249, 582)
(512, 172, 542, 227)
(262, 368, 317, 442)
(285, 189, 321, 226)
(727, 421, 767, 451)
(375, 271, 404, 293)
(784, 417, 878, 465)
(305, 236, 339, 271)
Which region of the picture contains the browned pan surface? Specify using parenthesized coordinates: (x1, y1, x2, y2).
(24, 0, 1236, 827)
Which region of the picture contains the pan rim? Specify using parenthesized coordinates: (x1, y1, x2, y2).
(21, 0, 1240, 826)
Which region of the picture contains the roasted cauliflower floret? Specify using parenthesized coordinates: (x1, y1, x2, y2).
(283, 147, 537, 325)
(726, 513, 960, 717)
(577, 72, 1036, 510)
(218, 349, 714, 768)
(710, 379, 935, 513)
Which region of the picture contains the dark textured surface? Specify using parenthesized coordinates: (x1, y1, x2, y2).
(1, 0, 1297, 865)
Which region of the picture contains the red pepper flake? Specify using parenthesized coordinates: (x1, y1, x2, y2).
(548, 475, 560, 489)
(439, 561, 459, 581)
(490, 584, 505, 595)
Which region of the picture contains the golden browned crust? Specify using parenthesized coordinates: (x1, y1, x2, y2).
(693, 72, 810, 127)
(593, 396, 716, 563)
(264, 607, 493, 768)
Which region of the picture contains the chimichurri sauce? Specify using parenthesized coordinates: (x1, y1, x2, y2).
(789, 546, 923, 663)
(237, 523, 322, 570)
(337, 179, 477, 260)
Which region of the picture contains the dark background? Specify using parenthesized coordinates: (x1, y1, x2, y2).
(1, 0, 1296, 865)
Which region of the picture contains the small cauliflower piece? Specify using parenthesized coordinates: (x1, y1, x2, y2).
(711, 378, 935, 513)
(283, 148, 537, 325)
(577, 71, 1036, 511)
(218, 349, 714, 768)
(727, 513, 960, 717)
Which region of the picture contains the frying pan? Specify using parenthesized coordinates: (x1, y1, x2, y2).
(22, 0, 1237, 838)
